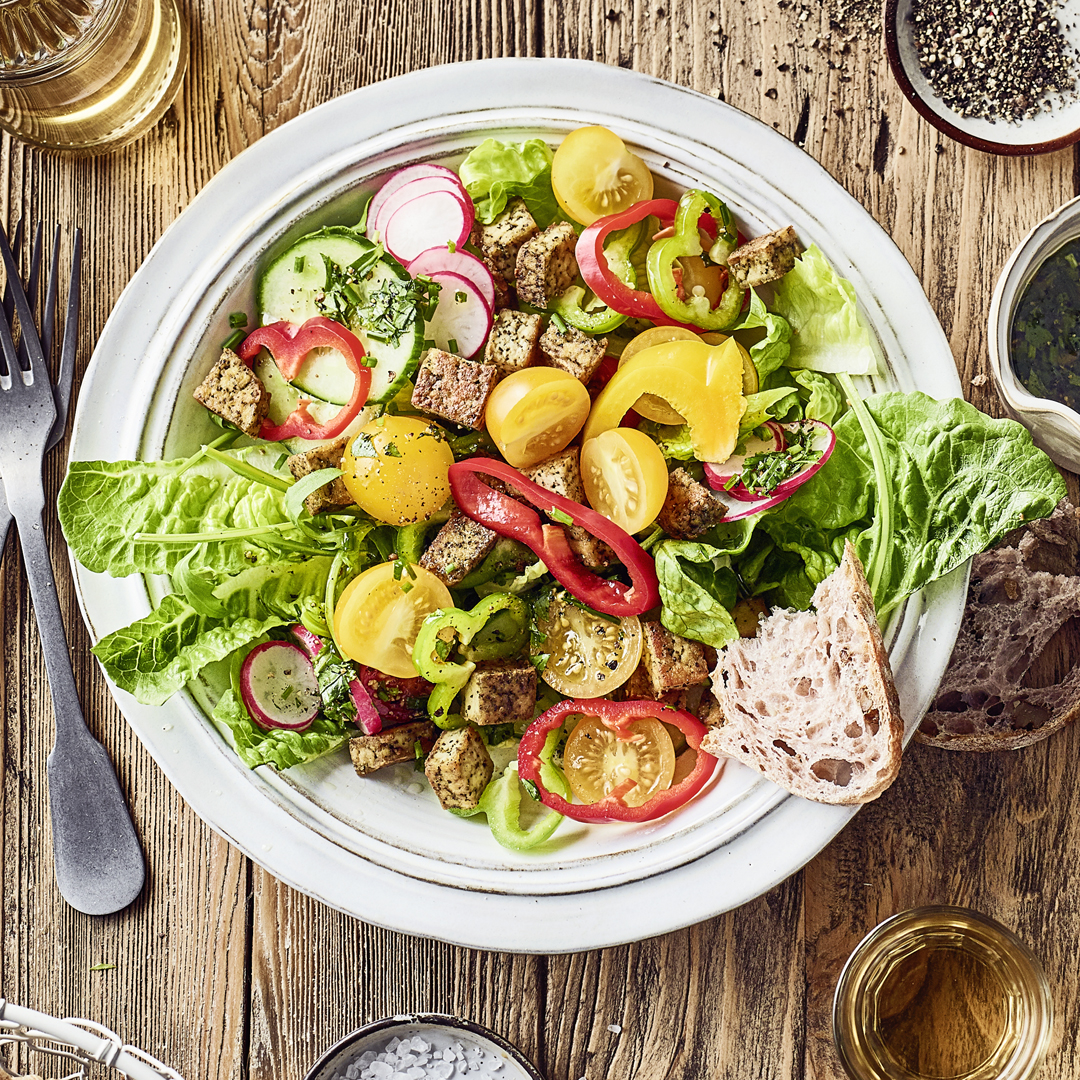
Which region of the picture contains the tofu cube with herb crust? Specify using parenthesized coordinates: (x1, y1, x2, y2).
(424, 726, 494, 810)
(411, 348, 499, 429)
(472, 198, 539, 284)
(640, 621, 709, 694)
(192, 348, 269, 438)
(349, 720, 438, 777)
(727, 225, 802, 289)
(460, 660, 538, 727)
(523, 449, 615, 569)
(657, 468, 727, 540)
(515, 222, 579, 308)
(286, 434, 355, 515)
(538, 321, 607, 383)
(485, 309, 543, 376)
(419, 510, 499, 587)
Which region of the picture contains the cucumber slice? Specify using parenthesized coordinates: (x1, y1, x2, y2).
(257, 226, 424, 405)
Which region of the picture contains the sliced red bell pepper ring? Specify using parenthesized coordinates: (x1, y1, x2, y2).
(517, 698, 720, 823)
(237, 316, 371, 441)
(576, 199, 715, 330)
(447, 458, 660, 618)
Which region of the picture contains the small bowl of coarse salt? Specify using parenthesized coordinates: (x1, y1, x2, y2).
(303, 1014, 544, 1080)
(885, 0, 1080, 154)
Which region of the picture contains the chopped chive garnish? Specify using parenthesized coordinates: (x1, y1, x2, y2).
(221, 329, 246, 351)
(228, 311, 248, 328)
(550, 507, 573, 526)
(448, 240, 456, 254)
(549, 312, 567, 333)
(455, 291, 468, 304)
(448, 338, 459, 354)
(294, 255, 306, 272)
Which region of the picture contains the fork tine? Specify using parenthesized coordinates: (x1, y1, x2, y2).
(53, 228, 80, 432)
(0, 218, 23, 379)
(42, 224, 60, 370)
(15, 221, 45, 374)
(0, 221, 47, 384)
(0, 285, 21, 379)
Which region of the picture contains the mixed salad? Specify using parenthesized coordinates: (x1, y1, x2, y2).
(59, 125, 1065, 852)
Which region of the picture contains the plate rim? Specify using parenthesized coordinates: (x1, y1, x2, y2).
(68, 57, 966, 951)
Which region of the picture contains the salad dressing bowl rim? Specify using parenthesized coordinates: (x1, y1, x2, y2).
(67, 58, 966, 951)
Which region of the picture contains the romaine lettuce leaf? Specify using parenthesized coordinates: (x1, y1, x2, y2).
(91, 558, 332, 706)
(458, 138, 560, 227)
(771, 244, 880, 375)
(59, 456, 291, 577)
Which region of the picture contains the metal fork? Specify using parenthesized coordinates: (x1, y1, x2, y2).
(0, 222, 145, 915)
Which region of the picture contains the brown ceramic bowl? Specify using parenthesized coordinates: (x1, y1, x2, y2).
(884, 0, 1080, 155)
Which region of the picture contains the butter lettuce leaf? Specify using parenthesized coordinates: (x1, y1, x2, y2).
(732, 288, 791, 383)
(771, 244, 880, 375)
(91, 558, 332, 706)
(655, 540, 741, 649)
(59, 455, 291, 578)
(458, 138, 560, 227)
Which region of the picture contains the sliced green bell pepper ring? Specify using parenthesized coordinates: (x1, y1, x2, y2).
(550, 221, 646, 334)
(237, 316, 371, 441)
(450, 730, 570, 851)
(447, 458, 661, 618)
(412, 593, 530, 728)
(646, 189, 744, 331)
(517, 698, 720, 823)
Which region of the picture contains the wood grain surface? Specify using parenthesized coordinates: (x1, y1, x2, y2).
(2, 1, 1078, 1078)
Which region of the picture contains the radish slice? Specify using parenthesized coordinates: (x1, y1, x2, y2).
(382, 191, 474, 264)
(240, 641, 321, 731)
(370, 175, 471, 242)
(349, 678, 383, 735)
(367, 164, 464, 233)
(289, 623, 324, 659)
(706, 419, 836, 517)
(703, 425, 785, 497)
(424, 270, 494, 358)
(408, 246, 496, 311)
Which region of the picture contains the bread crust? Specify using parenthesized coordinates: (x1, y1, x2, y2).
(702, 541, 904, 805)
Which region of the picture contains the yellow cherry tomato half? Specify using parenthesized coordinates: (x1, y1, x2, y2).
(341, 415, 454, 525)
(484, 367, 591, 469)
(580, 428, 669, 534)
(564, 715, 676, 807)
(536, 594, 642, 698)
(550, 125, 654, 226)
(333, 562, 452, 678)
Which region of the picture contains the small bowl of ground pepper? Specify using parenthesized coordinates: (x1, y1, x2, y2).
(989, 195, 1080, 471)
(885, 0, 1080, 154)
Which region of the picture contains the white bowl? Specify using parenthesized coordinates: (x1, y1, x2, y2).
(989, 195, 1080, 472)
(885, 0, 1080, 155)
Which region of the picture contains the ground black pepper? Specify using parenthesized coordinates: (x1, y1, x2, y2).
(911, 0, 1078, 123)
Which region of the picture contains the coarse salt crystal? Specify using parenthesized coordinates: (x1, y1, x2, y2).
(607, 1024, 622, 1034)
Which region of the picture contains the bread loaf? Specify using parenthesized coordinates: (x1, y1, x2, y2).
(917, 499, 1080, 751)
(702, 541, 904, 805)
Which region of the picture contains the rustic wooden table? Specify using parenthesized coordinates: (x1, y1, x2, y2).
(3, 1, 1080, 1078)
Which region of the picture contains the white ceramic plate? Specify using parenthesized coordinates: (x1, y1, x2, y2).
(69, 59, 966, 952)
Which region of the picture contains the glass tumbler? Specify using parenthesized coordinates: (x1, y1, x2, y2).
(833, 906, 1053, 1080)
(0, 0, 187, 153)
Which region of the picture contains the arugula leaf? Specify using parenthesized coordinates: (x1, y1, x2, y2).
(458, 138, 560, 227)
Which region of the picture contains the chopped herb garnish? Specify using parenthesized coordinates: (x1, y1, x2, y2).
(383, 441, 402, 458)
(90, 963, 116, 972)
(549, 507, 574, 526)
(222, 329, 246, 351)
(294, 255, 306, 273)
(228, 311, 248, 328)
(521, 778, 542, 802)
(549, 312, 567, 333)
(448, 337, 459, 354)
(455, 291, 468, 304)
(447, 240, 456, 254)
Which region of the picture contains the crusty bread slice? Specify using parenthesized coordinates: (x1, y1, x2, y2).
(701, 540, 904, 805)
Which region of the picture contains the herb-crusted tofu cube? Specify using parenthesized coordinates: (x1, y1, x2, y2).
(424, 726, 494, 810)
(657, 468, 727, 540)
(460, 660, 538, 727)
(473, 198, 539, 283)
(350, 720, 438, 777)
(419, 509, 498, 587)
(523, 448, 614, 569)
(515, 222, 579, 308)
(727, 225, 802, 289)
(411, 348, 499, 429)
(640, 621, 709, 694)
(192, 348, 269, 438)
(484, 309, 543, 376)
(286, 434, 355, 515)
(538, 321, 607, 383)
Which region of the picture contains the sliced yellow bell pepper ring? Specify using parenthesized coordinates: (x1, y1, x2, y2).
(583, 336, 747, 464)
